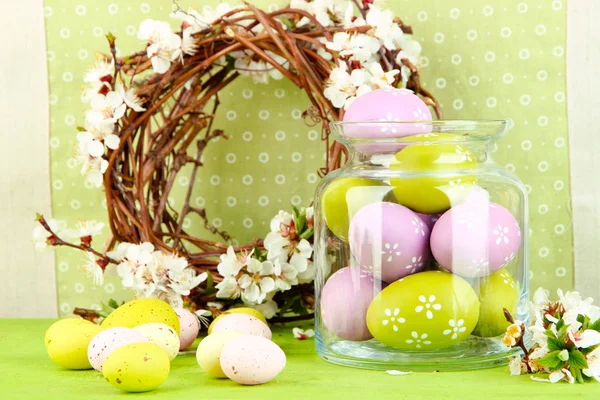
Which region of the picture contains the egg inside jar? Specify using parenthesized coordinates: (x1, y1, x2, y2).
(314, 92, 528, 371)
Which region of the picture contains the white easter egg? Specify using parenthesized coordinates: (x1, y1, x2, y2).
(134, 323, 180, 361)
(210, 314, 272, 339)
(87, 327, 148, 372)
(175, 307, 200, 350)
(220, 335, 286, 385)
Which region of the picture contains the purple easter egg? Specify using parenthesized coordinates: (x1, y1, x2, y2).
(348, 202, 431, 282)
(321, 266, 382, 341)
(416, 212, 442, 231)
(430, 201, 522, 277)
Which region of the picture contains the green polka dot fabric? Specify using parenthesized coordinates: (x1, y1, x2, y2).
(43, 0, 572, 316)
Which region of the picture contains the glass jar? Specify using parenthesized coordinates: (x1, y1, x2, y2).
(314, 120, 529, 371)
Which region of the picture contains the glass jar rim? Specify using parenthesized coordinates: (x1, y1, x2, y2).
(330, 119, 509, 144)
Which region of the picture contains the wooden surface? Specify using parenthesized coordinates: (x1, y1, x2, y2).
(0, 0, 57, 317)
(567, 0, 600, 299)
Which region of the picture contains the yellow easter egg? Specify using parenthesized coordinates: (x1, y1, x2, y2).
(101, 298, 180, 335)
(196, 332, 243, 378)
(472, 269, 519, 337)
(103, 342, 170, 392)
(45, 318, 94, 349)
(208, 307, 266, 335)
(390, 134, 478, 214)
(46, 320, 102, 369)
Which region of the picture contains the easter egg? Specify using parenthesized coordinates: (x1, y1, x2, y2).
(208, 307, 267, 335)
(416, 212, 441, 231)
(102, 342, 170, 392)
(430, 201, 522, 277)
(472, 269, 519, 337)
(101, 298, 180, 335)
(45, 318, 94, 348)
(175, 307, 200, 350)
(134, 323, 180, 361)
(390, 135, 478, 214)
(348, 202, 431, 282)
(366, 271, 479, 350)
(46, 320, 102, 369)
(320, 177, 388, 241)
(220, 335, 286, 385)
(87, 327, 148, 371)
(196, 332, 243, 378)
(211, 314, 272, 339)
(321, 266, 383, 341)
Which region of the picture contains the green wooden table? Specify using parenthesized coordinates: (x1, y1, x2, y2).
(1, 320, 597, 399)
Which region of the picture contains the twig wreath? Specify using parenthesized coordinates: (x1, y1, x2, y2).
(34, 0, 440, 323)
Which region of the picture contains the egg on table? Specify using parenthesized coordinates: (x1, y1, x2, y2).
(101, 298, 180, 334)
(472, 269, 519, 337)
(320, 266, 382, 341)
(45, 319, 102, 370)
(196, 332, 243, 378)
(208, 307, 267, 335)
(134, 323, 180, 361)
(210, 314, 272, 339)
(87, 327, 148, 371)
(348, 202, 431, 282)
(102, 342, 170, 393)
(430, 201, 522, 277)
(366, 271, 480, 350)
(45, 318, 93, 348)
(175, 307, 200, 350)
(220, 335, 286, 385)
(390, 134, 479, 214)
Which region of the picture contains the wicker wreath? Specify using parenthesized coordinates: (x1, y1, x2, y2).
(35, 1, 440, 321)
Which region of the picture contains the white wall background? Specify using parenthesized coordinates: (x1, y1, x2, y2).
(0, 0, 598, 317)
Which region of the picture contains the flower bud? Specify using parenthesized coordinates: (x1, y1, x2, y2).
(558, 349, 569, 361)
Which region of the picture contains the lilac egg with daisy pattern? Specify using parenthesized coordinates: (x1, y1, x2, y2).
(348, 202, 431, 283)
(430, 201, 522, 277)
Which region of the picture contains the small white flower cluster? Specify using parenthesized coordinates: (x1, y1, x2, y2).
(215, 207, 314, 313)
(108, 242, 208, 309)
(507, 288, 600, 384)
(306, 1, 423, 109)
(77, 60, 146, 187)
(138, 19, 198, 74)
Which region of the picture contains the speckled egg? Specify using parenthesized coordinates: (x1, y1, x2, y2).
(348, 202, 431, 282)
(134, 323, 180, 361)
(101, 298, 180, 335)
(102, 342, 170, 392)
(430, 201, 522, 277)
(208, 307, 267, 335)
(366, 271, 480, 350)
(175, 308, 200, 350)
(390, 135, 479, 214)
(321, 266, 383, 341)
(46, 319, 102, 369)
(45, 318, 94, 348)
(87, 327, 148, 371)
(211, 314, 272, 339)
(472, 269, 519, 337)
(196, 332, 243, 378)
(220, 335, 286, 385)
(321, 177, 389, 241)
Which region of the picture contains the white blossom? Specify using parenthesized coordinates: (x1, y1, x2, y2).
(80, 252, 104, 286)
(326, 32, 380, 62)
(324, 62, 372, 109)
(170, 7, 209, 34)
(270, 210, 294, 233)
(290, 239, 313, 274)
(364, 62, 399, 89)
(273, 259, 298, 291)
(138, 19, 183, 74)
(238, 258, 276, 304)
(509, 355, 522, 376)
(68, 220, 105, 239)
(119, 87, 146, 112)
(32, 218, 61, 250)
(264, 232, 291, 263)
(181, 28, 198, 56)
(297, 260, 314, 284)
(365, 5, 405, 50)
(84, 59, 113, 85)
(395, 38, 422, 66)
(293, 327, 315, 340)
(215, 276, 242, 300)
(583, 346, 600, 382)
(73, 135, 109, 187)
(230, 50, 286, 84)
(292, 0, 347, 28)
(245, 296, 278, 319)
(217, 247, 253, 277)
(87, 91, 126, 124)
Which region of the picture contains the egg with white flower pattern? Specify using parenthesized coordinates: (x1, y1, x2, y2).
(472, 269, 519, 337)
(366, 271, 479, 350)
(430, 201, 522, 277)
(348, 202, 431, 283)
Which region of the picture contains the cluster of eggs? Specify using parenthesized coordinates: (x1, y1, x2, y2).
(45, 300, 285, 391)
(320, 89, 522, 351)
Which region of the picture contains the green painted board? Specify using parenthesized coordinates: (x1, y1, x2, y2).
(42, 0, 573, 315)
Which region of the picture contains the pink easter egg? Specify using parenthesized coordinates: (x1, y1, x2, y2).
(175, 307, 200, 351)
(87, 327, 148, 372)
(416, 212, 442, 231)
(320, 266, 382, 341)
(341, 89, 433, 155)
(430, 201, 522, 277)
(211, 314, 272, 340)
(348, 202, 431, 282)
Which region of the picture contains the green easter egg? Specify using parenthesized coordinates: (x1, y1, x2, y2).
(390, 134, 478, 214)
(366, 271, 480, 350)
(472, 269, 519, 337)
(321, 177, 388, 241)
